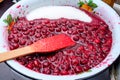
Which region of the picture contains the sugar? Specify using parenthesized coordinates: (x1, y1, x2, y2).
(26, 6, 92, 23)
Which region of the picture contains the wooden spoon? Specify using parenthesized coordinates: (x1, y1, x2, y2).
(0, 34, 75, 63)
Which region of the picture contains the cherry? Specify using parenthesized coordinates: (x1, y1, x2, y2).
(78, 46, 84, 51)
(35, 33, 41, 38)
(73, 36, 79, 41)
(29, 21, 35, 25)
(80, 59, 88, 64)
(36, 25, 42, 29)
(12, 43, 19, 49)
(13, 38, 19, 43)
(67, 29, 73, 34)
(49, 28, 55, 32)
(61, 70, 69, 75)
(61, 26, 68, 31)
(65, 50, 74, 55)
(42, 68, 51, 74)
(8, 34, 14, 41)
(27, 41, 33, 45)
(26, 63, 33, 69)
(34, 60, 40, 67)
(68, 70, 75, 75)
(43, 61, 50, 67)
(53, 68, 60, 73)
(71, 58, 79, 65)
(17, 33, 23, 37)
(75, 66, 83, 73)
(22, 27, 27, 31)
(23, 31, 29, 35)
(83, 65, 90, 71)
(29, 31, 35, 36)
(94, 38, 101, 44)
(12, 29, 18, 34)
(56, 28, 61, 32)
(19, 39, 26, 45)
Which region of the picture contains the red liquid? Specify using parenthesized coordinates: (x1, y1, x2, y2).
(8, 11, 112, 75)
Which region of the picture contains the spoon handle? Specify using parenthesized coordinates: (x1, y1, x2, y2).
(0, 46, 33, 63)
(0, 34, 75, 63)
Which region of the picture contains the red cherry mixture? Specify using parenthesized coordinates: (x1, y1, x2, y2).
(8, 12, 112, 75)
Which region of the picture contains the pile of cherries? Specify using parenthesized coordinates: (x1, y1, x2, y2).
(8, 16, 112, 75)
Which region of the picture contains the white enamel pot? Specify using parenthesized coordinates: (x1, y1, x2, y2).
(0, 0, 120, 80)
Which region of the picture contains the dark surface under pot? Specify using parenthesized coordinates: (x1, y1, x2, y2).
(0, 62, 110, 80)
(0, 0, 119, 80)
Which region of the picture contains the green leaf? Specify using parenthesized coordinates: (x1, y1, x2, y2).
(88, 0, 93, 4)
(88, 0, 97, 9)
(7, 14, 13, 24)
(92, 3, 97, 9)
(3, 19, 9, 24)
(77, 69, 92, 75)
(3, 14, 14, 25)
(14, 17, 18, 22)
(87, 69, 92, 72)
(78, 1, 85, 7)
(89, 3, 98, 9)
